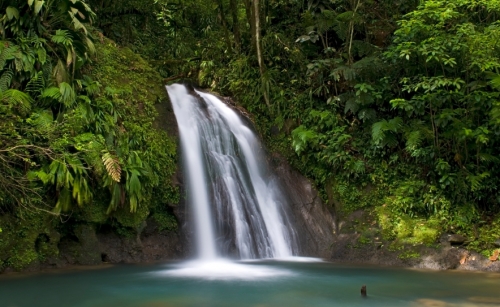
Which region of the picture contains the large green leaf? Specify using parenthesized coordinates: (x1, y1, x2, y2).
(6, 7, 19, 20)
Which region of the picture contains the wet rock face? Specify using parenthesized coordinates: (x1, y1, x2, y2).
(58, 224, 101, 266)
(271, 153, 336, 258)
(57, 219, 186, 267)
(328, 210, 407, 267)
(97, 218, 185, 264)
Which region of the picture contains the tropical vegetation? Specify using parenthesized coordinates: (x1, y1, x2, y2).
(1, 0, 500, 269)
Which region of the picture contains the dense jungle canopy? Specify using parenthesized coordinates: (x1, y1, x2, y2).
(1, 0, 500, 269)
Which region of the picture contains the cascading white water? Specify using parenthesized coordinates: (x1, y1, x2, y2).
(167, 83, 297, 260)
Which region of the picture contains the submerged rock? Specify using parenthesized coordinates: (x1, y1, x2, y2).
(413, 298, 452, 307)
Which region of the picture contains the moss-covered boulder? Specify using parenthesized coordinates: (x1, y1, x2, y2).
(0, 211, 60, 271)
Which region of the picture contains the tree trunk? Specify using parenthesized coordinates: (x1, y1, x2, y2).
(229, 0, 241, 52)
(216, 0, 233, 52)
(244, 0, 255, 51)
(252, 0, 271, 109)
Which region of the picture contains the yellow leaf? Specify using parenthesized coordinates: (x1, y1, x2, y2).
(489, 250, 499, 262)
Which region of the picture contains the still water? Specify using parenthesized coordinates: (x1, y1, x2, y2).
(1, 260, 499, 307)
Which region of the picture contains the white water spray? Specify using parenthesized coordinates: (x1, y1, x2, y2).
(167, 84, 297, 260)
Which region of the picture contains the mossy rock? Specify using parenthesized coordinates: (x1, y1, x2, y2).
(113, 204, 150, 229)
(70, 224, 101, 265)
(89, 36, 167, 118)
(75, 199, 109, 224)
(152, 211, 178, 232)
(0, 211, 60, 270)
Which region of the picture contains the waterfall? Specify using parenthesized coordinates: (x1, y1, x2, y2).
(166, 83, 298, 260)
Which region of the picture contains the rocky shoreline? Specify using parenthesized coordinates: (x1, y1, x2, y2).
(329, 210, 500, 273)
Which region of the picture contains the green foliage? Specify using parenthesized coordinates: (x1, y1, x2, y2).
(465, 215, 500, 256)
(114, 204, 149, 229)
(152, 212, 178, 232)
(169, 0, 500, 256)
(2, 0, 500, 269)
(0, 0, 179, 269)
(0, 210, 59, 270)
(398, 250, 420, 260)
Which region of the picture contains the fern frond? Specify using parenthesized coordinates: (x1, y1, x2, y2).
(332, 20, 349, 40)
(102, 152, 121, 182)
(59, 82, 76, 107)
(372, 120, 386, 144)
(51, 30, 73, 46)
(42, 86, 62, 101)
(467, 172, 490, 192)
(30, 109, 54, 132)
(351, 40, 377, 57)
(351, 159, 366, 174)
(0, 69, 13, 91)
(0, 42, 19, 69)
(478, 153, 500, 163)
(85, 80, 100, 96)
(387, 117, 403, 132)
(72, 175, 92, 207)
(385, 134, 399, 147)
(358, 108, 376, 122)
(26, 72, 45, 98)
(332, 65, 356, 81)
(126, 170, 142, 213)
(107, 183, 124, 214)
(3, 89, 33, 115)
(344, 97, 359, 114)
(41, 82, 76, 107)
(42, 60, 53, 82)
(405, 130, 423, 150)
(487, 72, 500, 90)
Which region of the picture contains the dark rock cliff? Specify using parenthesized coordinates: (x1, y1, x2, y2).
(271, 153, 336, 258)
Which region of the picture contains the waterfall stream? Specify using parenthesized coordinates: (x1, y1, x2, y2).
(167, 83, 298, 260)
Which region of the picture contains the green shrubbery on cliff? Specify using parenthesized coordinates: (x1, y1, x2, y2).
(0, 0, 178, 270)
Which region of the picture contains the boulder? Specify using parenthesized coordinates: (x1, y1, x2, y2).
(493, 239, 500, 248)
(448, 234, 466, 245)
